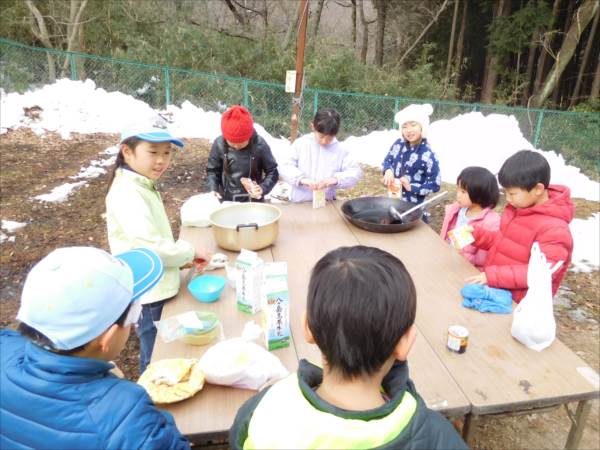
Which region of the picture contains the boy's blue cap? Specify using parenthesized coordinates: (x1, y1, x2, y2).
(17, 247, 164, 350)
(120, 127, 184, 148)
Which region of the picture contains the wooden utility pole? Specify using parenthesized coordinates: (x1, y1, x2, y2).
(290, 0, 309, 142)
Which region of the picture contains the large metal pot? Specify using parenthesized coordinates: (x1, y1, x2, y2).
(341, 197, 422, 233)
(209, 203, 281, 251)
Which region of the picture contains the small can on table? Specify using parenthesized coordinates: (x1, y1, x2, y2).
(447, 325, 469, 354)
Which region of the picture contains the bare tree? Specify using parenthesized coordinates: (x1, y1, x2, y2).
(397, 0, 451, 66)
(481, 0, 509, 104)
(532, 0, 599, 108)
(372, 0, 387, 66)
(351, 0, 357, 46)
(454, 0, 468, 90)
(25, 0, 89, 81)
(591, 54, 600, 100)
(570, 8, 599, 107)
(223, 0, 246, 25)
(283, 0, 304, 49)
(312, 0, 326, 38)
(532, 0, 561, 102)
(358, 0, 375, 64)
(444, 0, 459, 94)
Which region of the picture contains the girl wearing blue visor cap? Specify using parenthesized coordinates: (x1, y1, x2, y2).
(105, 127, 211, 374)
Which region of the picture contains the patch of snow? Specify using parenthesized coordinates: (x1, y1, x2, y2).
(570, 213, 600, 272)
(1, 220, 27, 232)
(34, 181, 86, 202)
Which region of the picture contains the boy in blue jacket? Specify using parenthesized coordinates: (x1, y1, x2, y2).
(230, 246, 467, 449)
(0, 246, 190, 450)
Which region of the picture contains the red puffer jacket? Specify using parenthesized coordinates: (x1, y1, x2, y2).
(472, 185, 574, 303)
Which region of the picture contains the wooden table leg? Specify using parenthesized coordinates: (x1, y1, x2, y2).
(564, 400, 592, 449)
(461, 413, 473, 444)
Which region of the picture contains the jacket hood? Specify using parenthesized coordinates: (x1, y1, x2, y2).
(514, 184, 574, 224)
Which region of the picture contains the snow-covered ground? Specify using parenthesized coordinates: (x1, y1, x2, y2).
(1, 79, 598, 270)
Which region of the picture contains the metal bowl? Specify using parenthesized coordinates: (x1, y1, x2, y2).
(209, 203, 281, 251)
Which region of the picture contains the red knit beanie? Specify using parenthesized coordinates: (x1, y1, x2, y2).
(221, 105, 254, 143)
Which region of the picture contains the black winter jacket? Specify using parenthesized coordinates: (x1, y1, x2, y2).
(206, 133, 278, 202)
(229, 359, 468, 449)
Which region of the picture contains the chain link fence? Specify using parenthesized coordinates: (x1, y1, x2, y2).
(1, 38, 598, 177)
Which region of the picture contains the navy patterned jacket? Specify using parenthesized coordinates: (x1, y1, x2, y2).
(382, 137, 441, 204)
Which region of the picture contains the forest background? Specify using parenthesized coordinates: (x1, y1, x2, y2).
(1, 0, 599, 113)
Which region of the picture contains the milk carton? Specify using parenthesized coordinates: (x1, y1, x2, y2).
(261, 262, 290, 350)
(312, 189, 326, 209)
(235, 249, 264, 314)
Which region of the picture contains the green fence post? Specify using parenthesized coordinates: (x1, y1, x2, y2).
(394, 98, 400, 129)
(313, 90, 319, 115)
(243, 79, 249, 107)
(533, 110, 545, 149)
(164, 67, 171, 107)
(69, 54, 78, 80)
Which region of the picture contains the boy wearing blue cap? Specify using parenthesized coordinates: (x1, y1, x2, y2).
(0, 246, 190, 449)
(106, 127, 210, 373)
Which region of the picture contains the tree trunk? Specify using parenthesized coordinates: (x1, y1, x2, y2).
(398, 0, 451, 66)
(358, 0, 370, 64)
(532, 0, 561, 100)
(481, 0, 509, 104)
(373, 0, 387, 66)
(532, 0, 599, 108)
(25, 0, 56, 82)
(444, 0, 460, 94)
(521, 31, 539, 106)
(223, 0, 246, 26)
(569, 8, 599, 107)
(552, 0, 576, 106)
(591, 54, 600, 99)
(312, 0, 325, 39)
(61, 0, 89, 76)
(351, 0, 357, 46)
(454, 0, 468, 90)
(282, 0, 303, 49)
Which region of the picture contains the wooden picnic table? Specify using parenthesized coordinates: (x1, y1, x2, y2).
(328, 201, 599, 448)
(152, 201, 598, 448)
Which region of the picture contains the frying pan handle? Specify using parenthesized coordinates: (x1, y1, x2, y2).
(236, 223, 259, 232)
(398, 191, 449, 220)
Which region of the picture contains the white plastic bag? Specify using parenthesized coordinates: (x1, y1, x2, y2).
(198, 338, 288, 390)
(180, 193, 221, 227)
(511, 242, 563, 351)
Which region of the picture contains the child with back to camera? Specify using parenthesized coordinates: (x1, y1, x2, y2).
(230, 246, 467, 449)
(0, 246, 190, 449)
(440, 166, 500, 271)
(279, 108, 362, 203)
(382, 103, 441, 219)
(466, 150, 574, 303)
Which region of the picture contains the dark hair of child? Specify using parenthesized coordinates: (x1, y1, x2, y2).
(307, 246, 416, 379)
(313, 109, 341, 136)
(457, 166, 500, 209)
(17, 302, 132, 355)
(498, 150, 550, 190)
(106, 136, 142, 193)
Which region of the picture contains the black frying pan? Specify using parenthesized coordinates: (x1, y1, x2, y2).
(341, 197, 422, 233)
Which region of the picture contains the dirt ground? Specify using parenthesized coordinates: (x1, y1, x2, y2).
(1, 129, 598, 449)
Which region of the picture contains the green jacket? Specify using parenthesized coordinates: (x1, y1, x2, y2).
(230, 359, 468, 450)
(106, 168, 194, 304)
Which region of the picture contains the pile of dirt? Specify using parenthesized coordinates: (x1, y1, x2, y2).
(0, 129, 598, 449)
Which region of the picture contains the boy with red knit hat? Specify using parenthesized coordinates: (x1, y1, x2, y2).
(207, 105, 278, 202)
